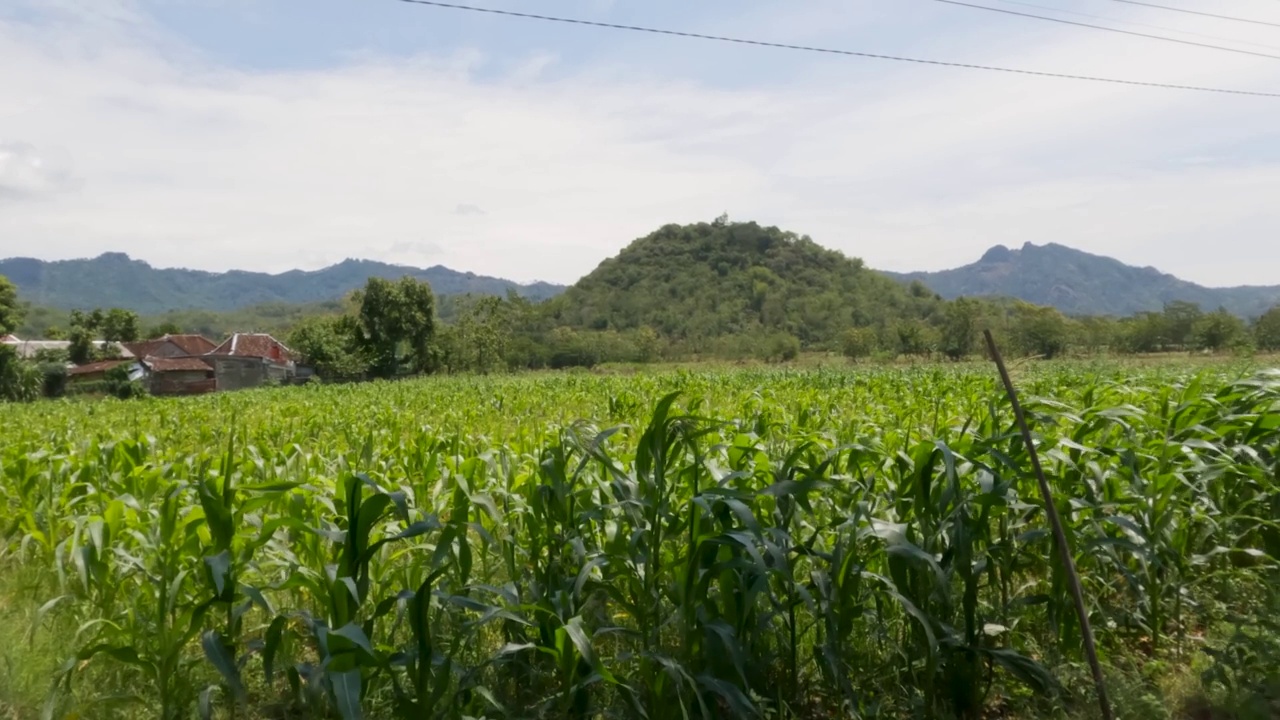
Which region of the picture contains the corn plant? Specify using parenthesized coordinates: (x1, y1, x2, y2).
(1, 364, 1275, 719)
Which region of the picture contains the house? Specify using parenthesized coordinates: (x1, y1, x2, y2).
(124, 334, 217, 360)
(142, 355, 216, 396)
(66, 358, 146, 384)
(205, 333, 296, 391)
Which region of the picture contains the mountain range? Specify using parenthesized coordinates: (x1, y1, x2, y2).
(885, 242, 1280, 318)
(0, 252, 564, 315)
(3, 241, 1277, 319)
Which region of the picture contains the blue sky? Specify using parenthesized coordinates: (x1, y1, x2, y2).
(1, 0, 1279, 286)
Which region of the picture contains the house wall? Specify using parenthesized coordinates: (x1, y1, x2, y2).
(212, 357, 267, 391)
(265, 363, 291, 382)
(150, 370, 216, 396)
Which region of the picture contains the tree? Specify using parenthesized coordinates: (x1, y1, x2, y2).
(356, 277, 438, 379)
(633, 326, 662, 363)
(288, 315, 369, 379)
(1193, 308, 1246, 351)
(1119, 312, 1165, 353)
(840, 327, 877, 362)
(0, 274, 22, 335)
(444, 296, 513, 373)
(67, 310, 97, 365)
(1255, 305, 1280, 351)
(1075, 315, 1119, 354)
(940, 298, 980, 360)
(1162, 301, 1203, 348)
(100, 308, 140, 343)
(1011, 303, 1070, 359)
(147, 321, 184, 339)
(891, 319, 938, 358)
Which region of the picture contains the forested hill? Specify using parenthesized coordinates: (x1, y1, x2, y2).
(545, 221, 942, 347)
(887, 242, 1280, 318)
(0, 253, 564, 314)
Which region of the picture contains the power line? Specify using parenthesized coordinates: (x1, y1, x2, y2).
(991, 0, 1280, 52)
(394, 0, 1280, 98)
(1111, 0, 1280, 29)
(932, 0, 1280, 61)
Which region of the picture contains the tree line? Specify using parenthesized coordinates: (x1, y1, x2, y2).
(4, 267, 1280, 400)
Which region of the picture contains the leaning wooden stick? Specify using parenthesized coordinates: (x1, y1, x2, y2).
(983, 330, 1113, 720)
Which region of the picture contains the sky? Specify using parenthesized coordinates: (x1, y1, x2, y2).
(1, 0, 1279, 287)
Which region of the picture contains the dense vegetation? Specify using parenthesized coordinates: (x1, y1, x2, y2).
(1, 363, 1278, 720)
(0, 252, 563, 315)
(889, 242, 1280, 319)
(8, 222, 1280, 388)
(544, 219, 943, 353)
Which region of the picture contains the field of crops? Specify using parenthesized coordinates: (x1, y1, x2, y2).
(1, 362, 1278, 719)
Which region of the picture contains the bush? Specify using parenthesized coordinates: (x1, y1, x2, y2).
(767, 333, 801, 363)
(38, 362, 67, 398)
(840, 327, 877, 362)
(0, 345, 41, 402)
(113, 380, 148, 400)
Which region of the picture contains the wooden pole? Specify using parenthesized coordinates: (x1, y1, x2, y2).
(983, 330, 1113, 720)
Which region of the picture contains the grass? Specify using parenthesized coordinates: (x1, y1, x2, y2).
(1, 360, 1278, 719)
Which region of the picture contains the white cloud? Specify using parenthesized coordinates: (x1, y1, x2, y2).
(0, 0, 1278, 288)
(0, 142, 79, 200)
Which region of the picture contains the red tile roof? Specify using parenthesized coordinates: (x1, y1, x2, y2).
(125, 334, 217, 359)
(124, 339, 175, 358)
(209, 333, 294, 361)
(167, 334, 217, 355)
(144, 356, 213, 373)
(68, 359, 133, 376)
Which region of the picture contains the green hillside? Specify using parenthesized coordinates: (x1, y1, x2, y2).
(888, 242, 1280, 318)
(546, 220, 942, 349)
(0, 252, 564, 315)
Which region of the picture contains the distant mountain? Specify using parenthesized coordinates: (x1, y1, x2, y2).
(886, 243, 1280, 318)
(0, 253, 565, 314)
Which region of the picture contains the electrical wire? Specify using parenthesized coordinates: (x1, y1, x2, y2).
(394, 0, 1280, 98)
(932, 0, 1280, 61)
(1111, 0, 1280, 29)
(990, 0, 1280, 52)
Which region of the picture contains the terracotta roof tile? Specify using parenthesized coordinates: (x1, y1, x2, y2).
(209, 333, 294, 361)
(68, 359, 133, 376)
(124, 339, 174, 358)
(125, 335, 217, 358)
(167, 334, 217, 355)
(145, 356, 213, 372)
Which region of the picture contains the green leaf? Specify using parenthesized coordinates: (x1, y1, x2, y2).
(331, 623, 377, 661)
(329, 669, 363, 720)
(563, 616, 615, 683)
(983, 647, 1062, 696)
(201, 630, 246, 702)
(263, 615, 287, 685)
(204, 550, 232, 599)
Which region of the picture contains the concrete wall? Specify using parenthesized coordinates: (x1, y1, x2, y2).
(212, 357, 267, 392)
(150, 370, 216, 396)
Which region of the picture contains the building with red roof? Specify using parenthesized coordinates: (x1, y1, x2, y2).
(205, 333, 296, 391)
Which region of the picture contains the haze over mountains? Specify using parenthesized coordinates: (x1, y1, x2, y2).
(3, 238, 1277, 319)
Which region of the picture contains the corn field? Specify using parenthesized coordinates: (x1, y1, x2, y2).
(1, 364, 1278, 719)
